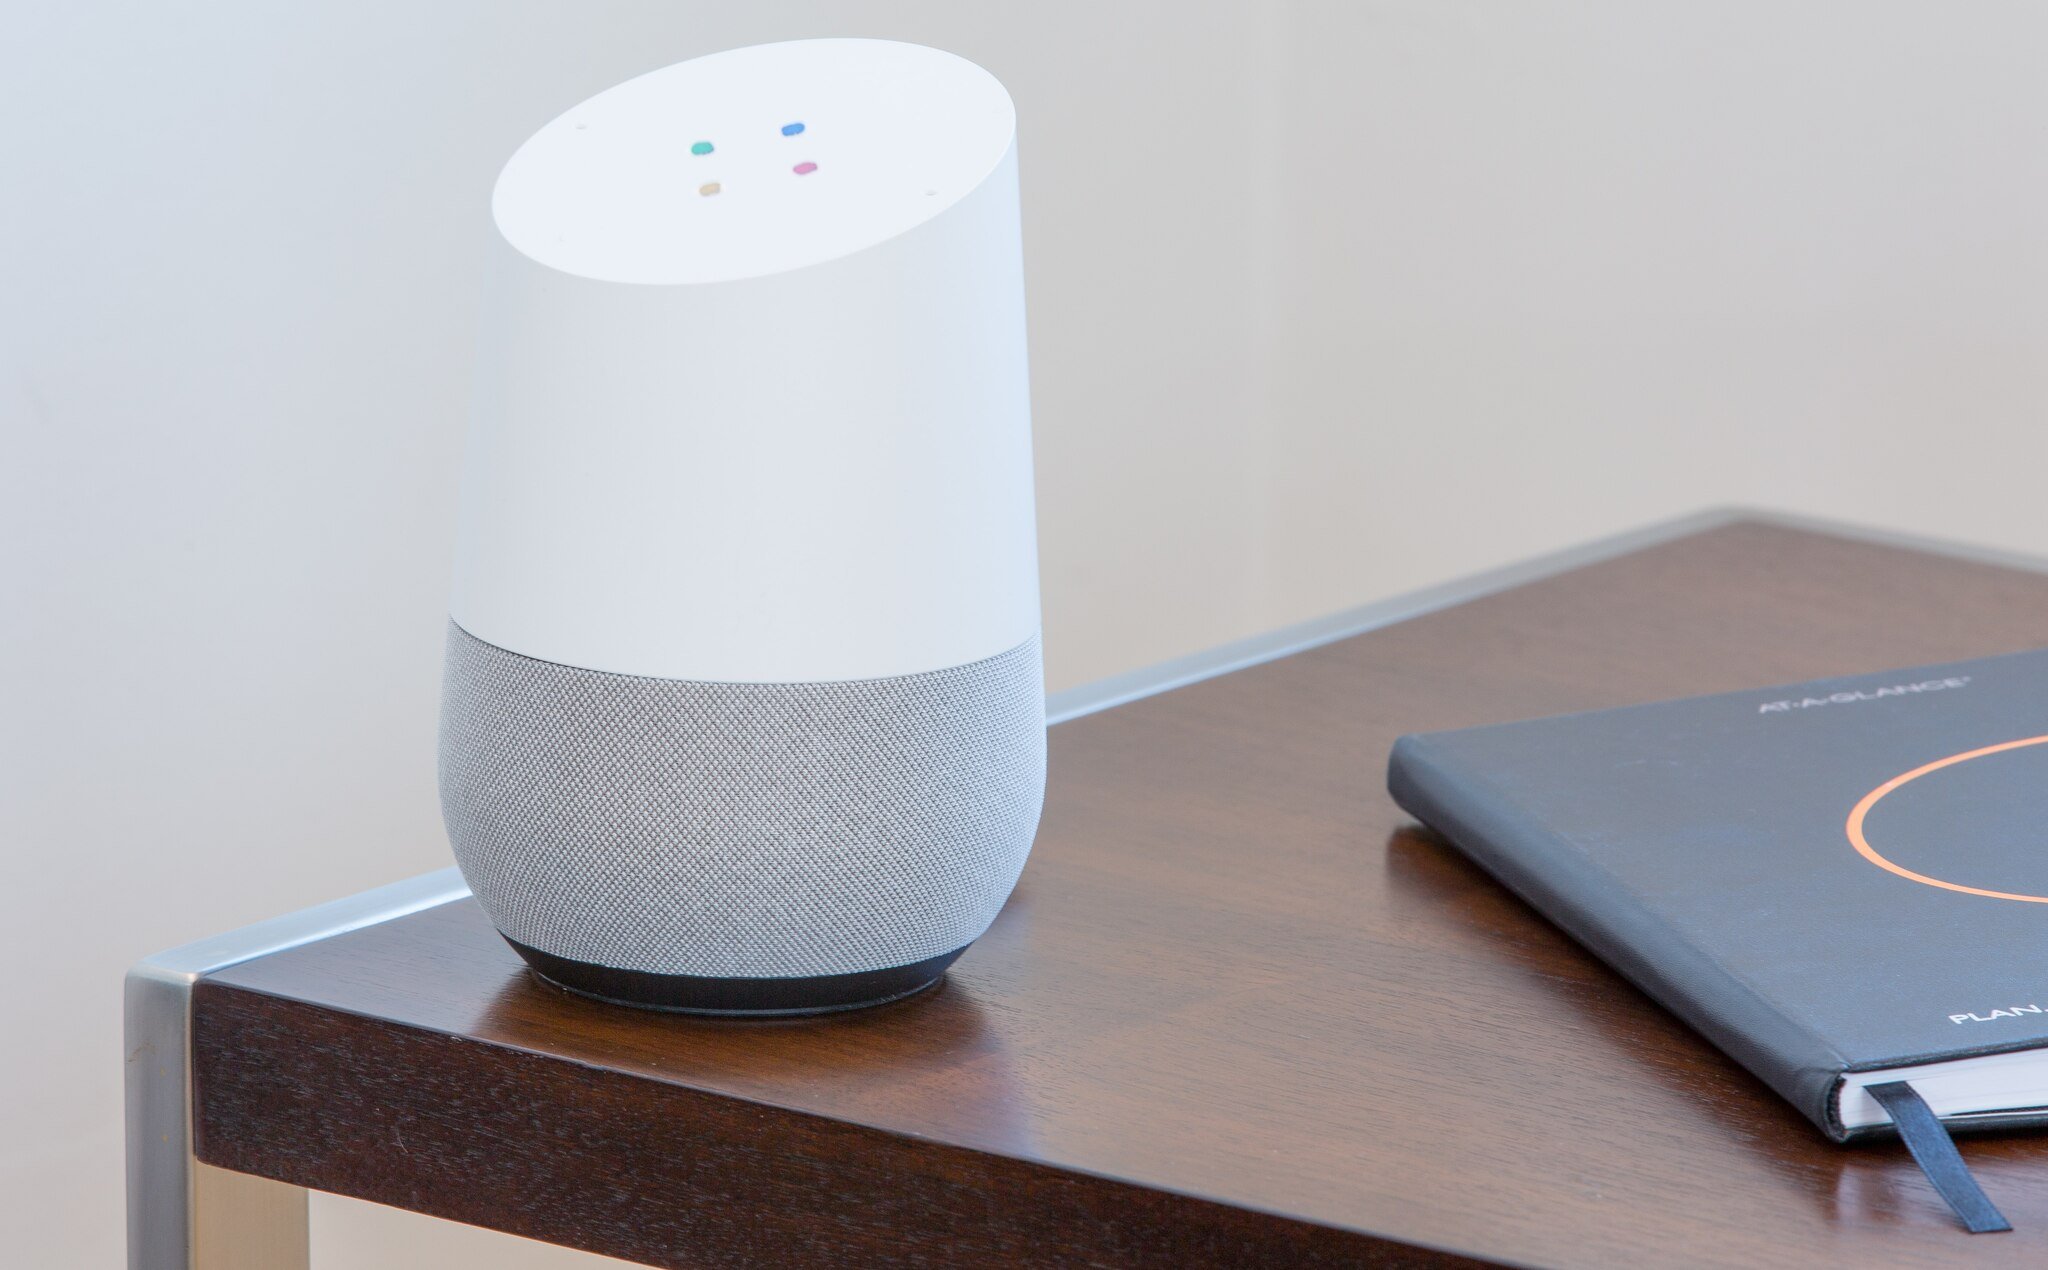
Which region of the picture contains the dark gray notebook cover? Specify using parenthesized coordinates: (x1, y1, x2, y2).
(1388, 648, 2048, 1143)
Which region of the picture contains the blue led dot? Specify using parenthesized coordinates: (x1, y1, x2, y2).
(781, 121, 805, 137)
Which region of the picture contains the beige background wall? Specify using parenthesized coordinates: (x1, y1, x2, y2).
(5, 3, 2044, 1265)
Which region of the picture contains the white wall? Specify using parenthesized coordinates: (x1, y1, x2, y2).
(1256, 2, 2048, 628)
(5, 3, 2046, 1266)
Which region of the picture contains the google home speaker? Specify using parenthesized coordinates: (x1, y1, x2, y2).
(438, 39, 1044, 1014)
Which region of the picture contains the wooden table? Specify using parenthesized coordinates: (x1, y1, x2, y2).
(127, 510, 2048, 1268)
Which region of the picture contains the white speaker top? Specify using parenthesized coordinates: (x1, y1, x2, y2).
(493, 40, 1017, 286)
(453, 39, 1040, 685)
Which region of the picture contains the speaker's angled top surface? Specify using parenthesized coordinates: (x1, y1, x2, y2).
(493, 39, 1017, 287)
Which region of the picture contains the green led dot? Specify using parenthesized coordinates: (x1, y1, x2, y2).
(691, 141, 714, 156)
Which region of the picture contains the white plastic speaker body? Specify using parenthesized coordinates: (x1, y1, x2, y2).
(439, 39, 1044, 1014)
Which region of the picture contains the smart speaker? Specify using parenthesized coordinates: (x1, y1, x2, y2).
(438, 39, 1043, 1014)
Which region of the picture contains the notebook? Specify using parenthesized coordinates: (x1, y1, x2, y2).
(1388, 648, 2048, 1233)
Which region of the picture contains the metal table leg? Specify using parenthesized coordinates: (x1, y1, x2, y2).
(125, 868, 470, 1269)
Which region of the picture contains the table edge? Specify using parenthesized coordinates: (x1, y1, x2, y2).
(193, 972, 1497, 1265)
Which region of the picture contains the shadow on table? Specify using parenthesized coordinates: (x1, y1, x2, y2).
(471, 951, 1041, 1154)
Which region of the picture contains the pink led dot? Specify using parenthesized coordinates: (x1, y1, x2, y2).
(792, 161, 818, 175)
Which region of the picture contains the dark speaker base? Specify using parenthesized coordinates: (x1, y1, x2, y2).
(503, 936, 969, 1017)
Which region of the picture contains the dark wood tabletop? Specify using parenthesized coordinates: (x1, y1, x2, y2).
(190, 515, 2048, 1267)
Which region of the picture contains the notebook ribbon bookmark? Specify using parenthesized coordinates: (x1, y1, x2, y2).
(1866, 1080, 2010, 1233)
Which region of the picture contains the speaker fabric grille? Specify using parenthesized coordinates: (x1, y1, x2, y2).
(438, 623, 1045, 978)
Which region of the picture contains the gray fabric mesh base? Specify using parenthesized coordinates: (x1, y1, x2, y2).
(438, 623, 1044, 978)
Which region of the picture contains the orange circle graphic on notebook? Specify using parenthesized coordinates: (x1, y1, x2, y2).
(1846, 735, 2048, 902)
